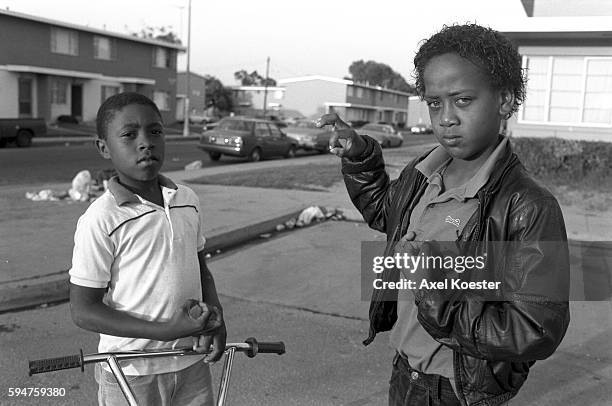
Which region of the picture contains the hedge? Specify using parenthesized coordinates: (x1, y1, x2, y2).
(510, 136, 612, 187)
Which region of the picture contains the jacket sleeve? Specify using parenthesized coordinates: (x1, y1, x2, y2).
(342, 136, 398, 234)
(415, 197, 570, 362)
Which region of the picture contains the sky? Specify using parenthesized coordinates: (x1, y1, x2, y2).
(0, 0, 530, 85)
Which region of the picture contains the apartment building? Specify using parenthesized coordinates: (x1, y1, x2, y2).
(0, 9, 185, 124)
(277, 75, 411, 126)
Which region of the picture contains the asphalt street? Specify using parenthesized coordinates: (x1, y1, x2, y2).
(0, 140, 222, 187)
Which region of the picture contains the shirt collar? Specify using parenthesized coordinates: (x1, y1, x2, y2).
(108, 174, 178, 206)
(415, 136, 509, 198)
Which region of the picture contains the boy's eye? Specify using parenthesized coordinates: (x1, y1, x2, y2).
(426, 100, 441, 109)
(151, 129, 164, 136)
(121, 131, 136, 138)
(456, 98, 472, 106)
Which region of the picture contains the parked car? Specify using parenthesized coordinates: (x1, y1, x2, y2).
(284, 119, 333, 153)
(198, 116, 298, 162)
(348, 120, 369, 129)
(0, 118, 46, 148)
(357, 123, 403, 148)
(410, 122, 433, 134)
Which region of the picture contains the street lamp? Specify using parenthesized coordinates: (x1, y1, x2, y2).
(182, 0, 192, 137)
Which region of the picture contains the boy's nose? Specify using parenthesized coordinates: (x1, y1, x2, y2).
(138, 133, 156, 149)
(439, 107, 458, 127)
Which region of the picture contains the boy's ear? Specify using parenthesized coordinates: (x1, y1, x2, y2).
(95, 139, 111, 160)
(499, 89, 514, 118)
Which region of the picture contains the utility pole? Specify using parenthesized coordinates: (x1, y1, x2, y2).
(262, 56, 270, 118)
(182, 0, 192, 137)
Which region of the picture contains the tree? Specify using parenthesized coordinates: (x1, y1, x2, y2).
(132, 25, 182, 45)
(348, 60, 415, 94)
(234, 70, 276, 86)
(204, 75, 233, 114)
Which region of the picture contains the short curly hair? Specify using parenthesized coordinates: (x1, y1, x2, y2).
(96, 92, 162, 139)
(413, 24, 526, 116)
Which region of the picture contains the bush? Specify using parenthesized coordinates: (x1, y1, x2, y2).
(510, 136, 612, 188)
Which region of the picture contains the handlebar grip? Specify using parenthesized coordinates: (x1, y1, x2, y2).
(28, 350, 84, 376)
(244, 337, 285, 357)
(256, 341, 286, 355)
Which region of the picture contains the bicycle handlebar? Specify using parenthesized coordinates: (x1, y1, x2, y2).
(29, 337, 285, 376)
(28, 350, 85, 376)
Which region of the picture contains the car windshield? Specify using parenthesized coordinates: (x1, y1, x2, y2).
(217, 119, 251, 131)
(361, 124, 380, 131)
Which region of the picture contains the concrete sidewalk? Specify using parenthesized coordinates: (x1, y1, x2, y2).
(1, 144, 611, 312)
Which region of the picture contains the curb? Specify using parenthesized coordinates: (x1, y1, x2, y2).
(0, 207, 306, 314)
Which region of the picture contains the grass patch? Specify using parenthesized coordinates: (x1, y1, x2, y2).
(188, 162, 344, 191)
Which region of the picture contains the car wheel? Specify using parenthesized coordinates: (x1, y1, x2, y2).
(208, 151, 221, 161)
(285, 145, 296, 159)
(16, 130, 32, 148)
(249, 147, 262, 162)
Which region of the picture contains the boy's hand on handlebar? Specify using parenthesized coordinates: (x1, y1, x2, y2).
(161, 300, 212, 341)
(192, 305, 227, 363)
(315, 113, 367, 159)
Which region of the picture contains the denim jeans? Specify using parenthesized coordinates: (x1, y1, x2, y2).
(95, 360, 213, 406)
(389, 353, 461, 406)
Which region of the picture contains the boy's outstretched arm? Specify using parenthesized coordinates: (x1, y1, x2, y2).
(193, 251, 227, 363)
(70, 284, 212, 341)
(316, 113, 396, 234)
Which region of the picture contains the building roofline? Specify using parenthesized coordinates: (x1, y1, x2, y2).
(0, 8, 186, 51)
(229, 86, 286, 91)
(0, 65, 156, 85)
(278, 74, 413, 96)
(500, 16, 612, 41)
(277, 75, 353, 86)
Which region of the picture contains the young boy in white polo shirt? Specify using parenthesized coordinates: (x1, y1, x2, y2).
(69, 92, 225, 406)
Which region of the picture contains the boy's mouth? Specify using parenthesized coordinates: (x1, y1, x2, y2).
(441, 135, 461, 146)
(137, 156, 159, 164)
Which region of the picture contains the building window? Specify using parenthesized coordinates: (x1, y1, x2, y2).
(51, 79, 68, 104)
(521, 56, 612, 126)
(50, 28, 78, 55)
(153, 47, 171, 68)
(347, 86, 354, 97)
(94, 36, 115, 60)
(584, 59, 612, 124)
(153, 91, 170, 111)
(18, 78, 33, 117)
(101, 85, 120, 103)
(356, 87, 364, 98)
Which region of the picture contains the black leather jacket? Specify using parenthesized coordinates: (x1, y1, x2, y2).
(342, 137, 570, 406)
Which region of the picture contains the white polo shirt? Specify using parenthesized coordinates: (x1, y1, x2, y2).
(69, 175, 206, 375)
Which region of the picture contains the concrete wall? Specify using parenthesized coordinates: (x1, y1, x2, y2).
(0, 70, 18, 117)
(508, 116, 612, 142)
(177, 72, 207, 117)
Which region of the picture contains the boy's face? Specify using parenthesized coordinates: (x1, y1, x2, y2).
(423, 52, 513, 161)
(95, 104, 165, 188)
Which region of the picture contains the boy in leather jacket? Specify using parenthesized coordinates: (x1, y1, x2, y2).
(316, 24, 570, 406)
